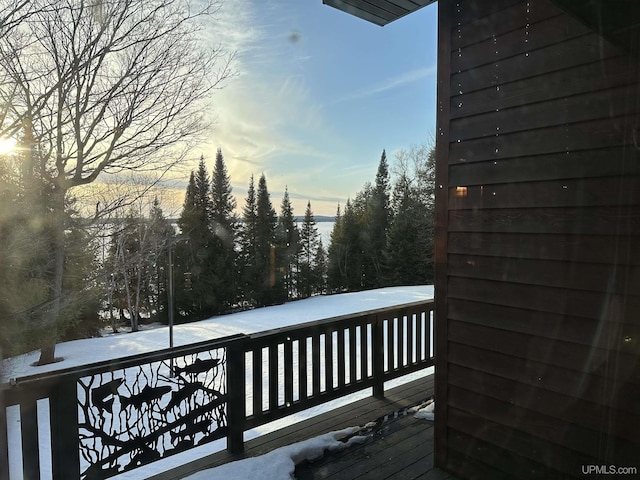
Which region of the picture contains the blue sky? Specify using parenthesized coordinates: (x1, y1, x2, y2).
(197, 0, 438, 216)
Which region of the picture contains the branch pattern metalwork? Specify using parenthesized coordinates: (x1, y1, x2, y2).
(77, 348, 227, 479)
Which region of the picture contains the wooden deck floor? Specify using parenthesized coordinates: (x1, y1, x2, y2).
(151, 374, 453, 480)
(295, 404, 451, 480)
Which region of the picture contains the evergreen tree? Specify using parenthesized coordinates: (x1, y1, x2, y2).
(347, 189, 369, 290)
(59, 216, 102, 342)
(298, 201, 320, 298)
(147, 197, 175, 323)
(210, 148, 238, 312)
(175, 157, 217, 320)
(0, 146, 99, 357)
(238, 175, 258, 305)
(314, 239, 327, 295)
(385, 174, 429, 284)
(0, 155, 51, 356)
(326, 143, 436, 293)
(385, 143, 435, 285)
(327, 204, 346, 292)
(275, 187, 299, 300)
(363, 149, 391, 288)
(254, 174, 278, 305)
(328, 194, 368, 292)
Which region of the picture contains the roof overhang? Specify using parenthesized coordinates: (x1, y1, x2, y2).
(323, 0, 436, 26)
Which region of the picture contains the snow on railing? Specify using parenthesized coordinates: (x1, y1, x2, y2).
(0, 299, 434, 480)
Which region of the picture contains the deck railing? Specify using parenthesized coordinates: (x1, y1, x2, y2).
(0, 299, 434, 480)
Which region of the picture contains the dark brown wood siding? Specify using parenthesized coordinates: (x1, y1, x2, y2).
(434, 0, 640, 478)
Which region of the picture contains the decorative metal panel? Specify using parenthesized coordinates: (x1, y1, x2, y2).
(77, 348, 227, 479)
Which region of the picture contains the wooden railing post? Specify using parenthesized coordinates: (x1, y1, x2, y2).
(50, 378, 80, 480)
(372, 315, 385, 398)
(284, 337, 294, 407)
(20, 394, 40, 480)
(226, 338, 246, 454)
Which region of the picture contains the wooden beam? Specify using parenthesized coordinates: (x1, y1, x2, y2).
(434, 0, 453, 470)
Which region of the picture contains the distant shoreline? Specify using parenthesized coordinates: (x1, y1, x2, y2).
(293, 215, 335, 222)
(94, 216, 336, 225)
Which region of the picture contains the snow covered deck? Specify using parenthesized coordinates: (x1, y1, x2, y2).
(150, 374, 452, 480)
(1, 288, 437, 480)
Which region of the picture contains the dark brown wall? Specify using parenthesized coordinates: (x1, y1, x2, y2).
(434, 0, 640, 478)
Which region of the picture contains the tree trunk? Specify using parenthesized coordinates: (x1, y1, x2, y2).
(37, 187, 65, 365)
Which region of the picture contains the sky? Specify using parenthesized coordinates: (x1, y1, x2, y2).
(179, 0, 438, 217)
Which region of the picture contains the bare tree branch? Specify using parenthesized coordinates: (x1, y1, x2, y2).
(0, 0, 234, 363)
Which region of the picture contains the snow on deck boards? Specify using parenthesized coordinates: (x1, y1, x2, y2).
(295, 409, 450, 480)
(149, 375, 443, 480)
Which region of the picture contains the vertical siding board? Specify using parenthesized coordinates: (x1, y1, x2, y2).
(434, 0, 453, 468)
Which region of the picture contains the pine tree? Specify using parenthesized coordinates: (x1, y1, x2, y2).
(0, 157, 52, 355)
(59, 218, 101, 341)
(147, 197, 175, 322)
(385, 174, 428, 285)
(239, 175, 258, 305)
(384, 143, 435, 285)
(254, 174, 278, 305)
(347, 185, 372, 290)
(175, 157, 217, 319)
(275, 187, 299, 300)
(363, 149, 391, 288)
(210, 148, 238, 312)
(327, 204, 346, 292)
(327, 195, 368, 292)
(0, 146, 99, 357)
(298, 201, 320, 298)
(314, 239, 327, 295)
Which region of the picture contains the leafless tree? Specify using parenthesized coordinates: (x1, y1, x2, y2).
(0, 0, 234, 364)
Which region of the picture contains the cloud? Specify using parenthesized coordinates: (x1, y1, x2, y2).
(333, 65, 437, 104)
(196, 1, 332, 186)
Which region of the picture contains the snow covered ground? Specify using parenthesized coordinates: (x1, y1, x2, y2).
(2, 286, 434, 480)
(2, 286, 433, 381)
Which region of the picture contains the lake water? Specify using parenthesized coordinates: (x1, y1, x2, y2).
(296, 221, 334, 248)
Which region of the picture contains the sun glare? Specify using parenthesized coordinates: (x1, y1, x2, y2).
(0, 137, 16, 155)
